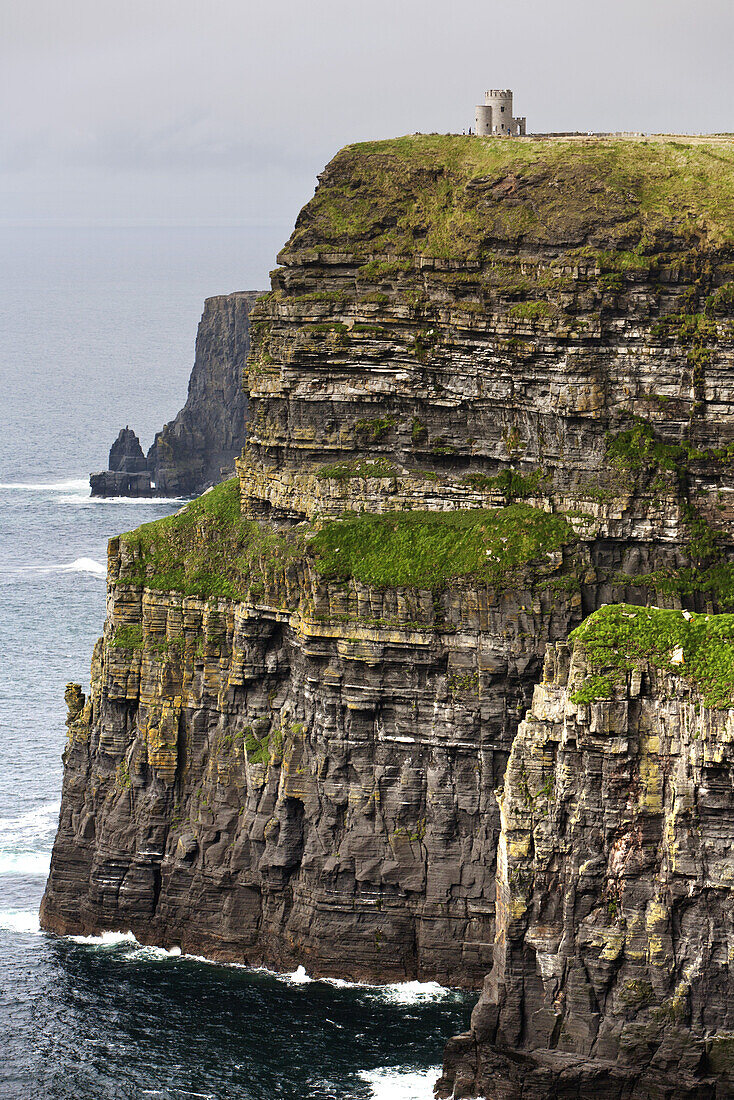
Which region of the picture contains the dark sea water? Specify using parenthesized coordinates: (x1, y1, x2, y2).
(0, 228, 475, 1099)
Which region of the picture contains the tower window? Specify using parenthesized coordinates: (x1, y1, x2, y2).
(501, 106, 505, 112)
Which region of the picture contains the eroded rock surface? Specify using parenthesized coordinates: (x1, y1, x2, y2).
(438, 608, 734, 1099)
(44, 135, 734, 1089)
(40, 510, 583, 984)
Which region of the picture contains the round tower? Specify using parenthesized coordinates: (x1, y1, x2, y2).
(474, 104, 493, 135)
(484, 89, 514, 135)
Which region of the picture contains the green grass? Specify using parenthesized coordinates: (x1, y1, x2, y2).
(462, 469, 547, 498)
(119, 478, 305, 601)
(570, 603, 734, 708)
(353, 416, 397, 441)
(508, 300, 554, 320)
(244, 728, 271, 765)
(310, 503, 574, 590)
(110, 624, 144, 650)
(117, 479, 577, 598)
(283, 135, 734, 262)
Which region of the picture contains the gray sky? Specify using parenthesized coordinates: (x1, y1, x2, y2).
(2, 0, 732, 228)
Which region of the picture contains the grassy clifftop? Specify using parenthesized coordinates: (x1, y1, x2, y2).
(285, 135, 734, 260)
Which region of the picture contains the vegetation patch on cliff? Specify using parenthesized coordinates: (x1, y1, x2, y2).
(571, 603, 734, 708)
(118, 481, 578, 599)
(310, 504, 574, 590)
(119, 478, 306, 600)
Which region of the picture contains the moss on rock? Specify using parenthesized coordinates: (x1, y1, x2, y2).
(571, 603, 734, 708)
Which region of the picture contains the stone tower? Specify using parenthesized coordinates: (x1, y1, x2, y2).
(474, 89, 526, 136)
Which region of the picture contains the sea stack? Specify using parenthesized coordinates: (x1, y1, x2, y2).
(91, 290, 262, 498)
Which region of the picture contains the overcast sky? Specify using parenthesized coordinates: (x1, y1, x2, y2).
(2, 0, 732, 229)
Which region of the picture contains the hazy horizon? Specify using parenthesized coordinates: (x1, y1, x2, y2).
(2, 0, 733, 230)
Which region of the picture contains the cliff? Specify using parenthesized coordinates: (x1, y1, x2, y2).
(43, 134, 734, 1088)
(40, 478, 585, 983)
(438, 605, 734, 1099)
(91, 291, 261, 497)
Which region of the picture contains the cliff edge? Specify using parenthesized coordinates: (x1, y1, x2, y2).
(438, 605, 734, 1098)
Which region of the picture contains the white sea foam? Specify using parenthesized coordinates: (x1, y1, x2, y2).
(361, 1065, 441, 1099)
(375, 980, 453, 1004)
(69, 930, 138, 946)
(141, 1090, 214, 1099)
(0, 801, 59, 879)
(286, 964, 314, 984)
(0, 800, 60, 845)
(122, 944, 182, 961)
(0, 909, 41, 934)
(160, 956, 460, 1003)
(6, 558, 105, 577)
(0, 477, 184, 506)
(0, 479, 90, 492)
(67, 931, 185, 960)
(58, 493, 185, 506)
(0, 852, 50, 876)
(60, 557, 106, 575)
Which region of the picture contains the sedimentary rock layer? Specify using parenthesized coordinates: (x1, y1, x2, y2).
(438, 605, 734, 1099)
(91, 291, 260, 497)
(241, 136, 734, 535)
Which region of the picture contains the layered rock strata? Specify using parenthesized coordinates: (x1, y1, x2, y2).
(240, 136, 734, 533)
(91, 291, 261, 497)
(438, 605, 734, 1099)
(42, 135, 734, 1083)
(40, 486, 586, 983)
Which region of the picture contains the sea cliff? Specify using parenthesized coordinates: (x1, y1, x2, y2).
(43, 134, 734, 1094)
(438, 605, 734, 1098)
(91, 290, 260, 497)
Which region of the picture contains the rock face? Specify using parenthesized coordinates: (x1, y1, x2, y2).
(438, 605, 734, 1099)
(91, 291, 261, 497)
(43, 135, 734, 1085)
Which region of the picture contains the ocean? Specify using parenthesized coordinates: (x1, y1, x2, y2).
(0, 227, 475, 1099)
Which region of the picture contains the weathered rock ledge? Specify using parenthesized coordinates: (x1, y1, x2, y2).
(39, 487, 586, 985)
(42, 135, 734, 1094)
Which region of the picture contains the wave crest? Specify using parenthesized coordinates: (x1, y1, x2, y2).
(360, 1066, 441, 1100)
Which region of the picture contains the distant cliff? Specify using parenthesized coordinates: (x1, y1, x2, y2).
(91, 291, 261, 497)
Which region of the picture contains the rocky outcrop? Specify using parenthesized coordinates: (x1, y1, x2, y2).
(90, 427, 151, 497)
(438, 605, 734, 1099)
(91, 291, 261, 497)
(44, 135, 734, 1089)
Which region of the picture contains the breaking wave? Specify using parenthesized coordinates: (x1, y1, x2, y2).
(0, 909, 41, 934)
(360, 1066, 441, 1099)
(0, 852, 51, 876)
(0, 479, 90, 493)
(68, 930, 138, 947)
